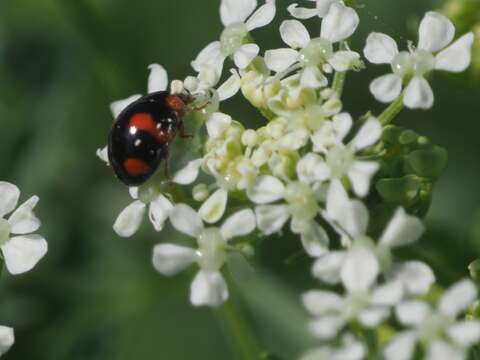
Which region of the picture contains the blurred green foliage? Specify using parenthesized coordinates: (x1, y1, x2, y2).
(0, 0, 479, 359)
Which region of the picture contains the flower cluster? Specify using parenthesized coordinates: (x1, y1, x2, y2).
(99, 0, 477, 358)
(0, 181, 48, 356)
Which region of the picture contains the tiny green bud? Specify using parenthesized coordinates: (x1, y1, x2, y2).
(469, 259, 480, 283)
(193, 184, 210, 202)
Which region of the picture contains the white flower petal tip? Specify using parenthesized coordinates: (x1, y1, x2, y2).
(234, 44, 260, 69)
(8, 196, 41, 235)
(350, 117, 382, 151)
(255, 205, 289, 235)
(220, 0, 257, 27)
(247, 176, 285, 204)
(96, 146, 109, 164)
(403, 76, 434, 110)
(321, 3, 359, 43)
(191, 41, 224, 76)
(206, 112, 232, 139)
(448, 321, 480, 347)
(246, 0, 276, 31)
(418, 12, 455, 53)
(152, 244, 196, 276)
(379, 208, 425, 248)
(148, 195, 173, 231)
(220, 209, 256, 240)
(199, 189, 228, 224)
(1, 234, 48, 275)
(287, 3, 318, 20)
(190, 271, 229, 307)
(435, 32, 475, 72)
(384, 331, 417, 360)
(370, 74, 402, 103)
(147, 64, 168, 93)
(439, 279, 477, 317)
(217, 71, 241, 101)
(301, 223, 329, 257)
(110, 94, 142, 118)
(172, 159, 203, 185)
(309, 315, 345, 340)
(364, 32, 399, 64)
(341, 247, 379, 292)
(348, 161, 379, 197)
(265, 48, 299, 73)
(0, 182, 20, 218)
(280, 20, 311, 49)
(0, 326, 14, 356)
(113, 200, 146, 238)
(169, 204, 204, 238)
(302, 290, 343, 315)
(394, 261, 435, 295)
(312, 251, 345, 284)
(396, 300, 432, 326)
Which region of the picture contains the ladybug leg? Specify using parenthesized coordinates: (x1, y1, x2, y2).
(179, 120, 193, 139)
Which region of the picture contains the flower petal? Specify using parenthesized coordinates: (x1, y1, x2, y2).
(403, 76, 434, 110)
(152, 243, 196, 276)
(395, 300, 432, 326)
(384, 331, 417, 360)
(220, 209, 256, 240)
(426, 341, 464, 360)
(435, 32, 474, 72)
(220, 0, 257, 26)
(325, 179, 349, 221)
(113, 200, 146, 237)
(329, 51, 361, 72)
(364, 32, 399, 64)
(448, 320, 480, 347)
(393, 261, 435, 295)
(191, 41, 224, 76)
(190, 271, 229, 307)
(418, 11, 455, 53)
(372, 281, 404, 306)
(317, 0, 339, 17)
(7, 196, 40, 235)
(148, 195, 173, 231)
(359, 308, 390, 327)
(300, 66, 328, 88)
(255, 205, 289, 235)
(287, 3, 318, 19)
(301, 222, 330, 257)
(169, 204, 204, 238)
(312, 251, 346, 284)
(96, 146, 109, 164)
(172, 159, 203, 185)
(147, 64, 168, 93)
(246, 0, 276, 31)
(280, 20, 311, 49)
(198, 189, 228, 224)
(348, 161, 380, 198)
(321, 3, 359, 43)
(337, 200, 369, 238)
(0, 182, 20, 218)
(341, 246, 379, 292)
(247, 175, 285, 204)
(350, 117, 382, 151)
(234, 44, 259, 69)
(265, 48, 299, 73)
(1, 234, 47, 275)
(206, 112, 232, 139)
(369, 74, 403, 103)
(217, 70, 241, 101)
(379, 208, 425, 248)
(0, 326, 14, 356)
(110, 95, 142, 118)
(439, 279, 477, 317)
(302, 290, 343, 315)
(309, 315, 346, 340)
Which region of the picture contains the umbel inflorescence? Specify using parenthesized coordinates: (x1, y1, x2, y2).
(97, 0, 479, 359)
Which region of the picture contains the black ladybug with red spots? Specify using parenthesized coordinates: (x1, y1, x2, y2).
(108, 91, 192, 186)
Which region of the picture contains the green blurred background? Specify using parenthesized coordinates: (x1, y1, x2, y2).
(0, 0, 479, 359)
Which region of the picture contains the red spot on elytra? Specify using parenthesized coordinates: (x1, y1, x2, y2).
(123, 158, 151, 176)
(165, 95, 186, 116)
(129, 113, 172, 144)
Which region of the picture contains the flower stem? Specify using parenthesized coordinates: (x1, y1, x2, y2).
(332, 71, 347, 97)
(215, 286, 261, 360)
(378, 95, 404, 125)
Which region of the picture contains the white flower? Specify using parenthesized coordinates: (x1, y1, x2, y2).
(191, 0, 276, 75)
(314, 180, 430, 294)
(300, 333, 365, 360)
(303, 279, 404, 340)
(152, 205, 256, 307)
(0, 182, 47, 275)
(247, 176, 329, 256)
(288, 0, 348, 19)
(0, 326, 14, 356)
(364, 12, 474, 109)
(112, 156, 203, 238)
(385, 279, 480, 360)
(265, 4, 360, 88)
(311, 115, 382, 197)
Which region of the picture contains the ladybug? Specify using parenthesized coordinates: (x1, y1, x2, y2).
(108, 91, 193, 186)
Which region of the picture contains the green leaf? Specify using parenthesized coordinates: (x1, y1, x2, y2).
(406, 146, 448, 179)
(376, 175, 422, 207)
